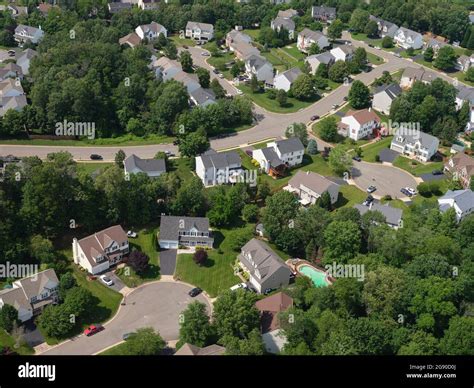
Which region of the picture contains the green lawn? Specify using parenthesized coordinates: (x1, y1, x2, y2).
(116, 227, 160, 287)
(350, 33, 383, 47)
(367, 52, 383, 65)
(281, 44, 306, 61)
(99, 341, 129, 355)
(207, 50, 236, 80)
(0, 329, 34, 355)
(175, 226, 249, 297)
(360, 136, 393, 162)
(168, 35, 196, 47)
(77, 162, 113, 176)
(168, 157, 194, 181)
(392, 156, 444, 176)
(335, 184, 367, 208)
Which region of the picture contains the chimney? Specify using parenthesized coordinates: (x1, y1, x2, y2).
(72, 238, 79, 264)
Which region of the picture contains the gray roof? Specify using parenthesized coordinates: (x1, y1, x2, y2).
(402, 67, 425, 80)
(312, 6, 336, 17)
(421, 71, 439, 83)
(189, 87, 216, 105)
(16, 48, 37, 62)
(277, 67, 302, 83)
(198, 149, 241, 169)
(374, 83, 402, 100)
(238, 239, 291, 285)
(392, 128, 439, 150)
(261, 147, 284, 168)
(354, 203, 402, 226)
(369, 15, 398, 30)
(425, 38, 448, 50)
(14, 24, 42, 37)
(439, 190, 474, 213)
(298, 28, 326, 42)
(289, 170, 339, 198)
(159, 215, 211, 241)
(397, 27, 422, 41)
(186, 21, 214, 33)
(175, 343, 226, 356)
(108, 2, 131, 12)
(245, 54, 270, 71)
(307, 51, 335, 65)
(456, 85, 474, 104)
(274, 137, 304, 154)
(124, 154, 166, 174)
(272, 17, 295, 31)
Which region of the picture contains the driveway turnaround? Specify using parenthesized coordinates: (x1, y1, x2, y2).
(160, 249, 177, 276)
(41, 281, 210, 355)
(351, 161, 418, 198)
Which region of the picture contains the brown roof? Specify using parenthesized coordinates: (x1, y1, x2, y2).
(175, 343, 226, 355)
(445, 153, 474, 175)
(119, 32, 141, 48)
(345, 109, 381, 125)
(14, 269, 59, 300)
(255, 292, 293, 333)
(288, 170, 339, 197)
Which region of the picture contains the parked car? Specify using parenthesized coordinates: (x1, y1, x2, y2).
(201, 52, 210, 56)
(127, 230, 137, 238)
(263, 288, 275, 295)
(182, 45, 188, 49)
(367, 185, 377, 193)
(84, 324, 104, 337)
(432, 170, 443, 175)
(368, 43, 374, 48)
(363, 195, 374, 206)
(310, 115, 320, 121)
(90, 154, 103, 160)
(332, 103, 339, 109)
(164, 150, 175, 157)
(100, 275, 114, 286)
(405, 187, 416, 196)
(352, 156, 361, 162)
(188, 287, 202, 297)
(343, 96, 348, 101)
(218, 73, 224, 79)
(236, 89, 243, 95)
(122, 332, 136, 340)
(394, 52, 401, 58)
(230, 283, 248, 291)
(213, 69, 219, 74)
(400, 187, 412, 197)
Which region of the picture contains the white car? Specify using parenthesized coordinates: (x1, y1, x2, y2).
(127, 230, 137, 238)
(405, 187, 417, 196)
(230, 282, 248, 291)
(236, 89, 243, 95)
(218, 73, 224, 79)
(100, 275, 114, 287)
(201, 52, 210, 57)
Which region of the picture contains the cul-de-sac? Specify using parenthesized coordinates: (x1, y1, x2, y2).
(0, 0, 473, 357)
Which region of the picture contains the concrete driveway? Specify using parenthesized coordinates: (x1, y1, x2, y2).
(351, 161, 418, 199)
(41, 281, 211, 355)
(159, 249, 177, 276)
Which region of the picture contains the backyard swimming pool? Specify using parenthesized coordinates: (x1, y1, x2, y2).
(298, 265, 330, 287)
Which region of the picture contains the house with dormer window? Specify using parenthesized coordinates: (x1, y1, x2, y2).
(394, 27, 423, 50)
(135, 22, 167, 41)
(158, 216, 213, 249)
(238, 239, 292, 293)
(185, 21, 214, 42)
(390, 128, 439, 162)
(72, 225, 129, 275)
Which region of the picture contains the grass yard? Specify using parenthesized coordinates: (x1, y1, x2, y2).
(335, 184, 367, 208)
(281, 44, 306, 61)
(168, 35, 195, 47)
(350, 33, 383, 47)
(367, 52, 384, 65)
(207, 51, 236, 79)
(99, 341, 129, 355)
(77, 162, 113, 176)
(360, 136, 393, 162)
(168, 157, 194, 181)
(175, 226, 250, 297)
(0, 329, 34, 355)
(392, 156, 444, 176)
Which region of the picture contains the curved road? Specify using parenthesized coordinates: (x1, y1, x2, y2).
(41, 281, 211, 356)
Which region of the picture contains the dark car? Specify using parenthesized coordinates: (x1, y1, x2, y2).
(263, 288, 275, 295)
(343, 96, 348, 102)
(363, 195, 374, 206)
(182, 45, 188, 49)
(432, 170, 443, 176)
(363, 66, 373, 73)
(400, 188, 412, 197)
(352, 156, 361, 162)
(188, 287, 202, 297)
(310, 115, 320, 121)
(122, 332, 136, 341)
(90, 154, 103, 160)
(213, 69, 219, 74)
(368, 43, 374, 48)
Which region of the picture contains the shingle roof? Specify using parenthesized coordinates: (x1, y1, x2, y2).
(312, 6, 336, 16)
(345, 109, 381, 125)
(159, 216, 211, 241)
(288, 170, 339, 197)
(307, 51, 335, 65)
(277, 9, 298, 19)
(186, 21, 214, 33)
(274, 137, 304, 154)
(374, 83, 402, 100)
(397, 27, 422, 41)
(119, 32, 141, 47)
(272, 17, 295, 31)
(392, 128, 439, 150)
(260, 147, 284, 168)
(298, 28, 326, 42)
(439, 189, 474, 213)
(14, 269, 59, 300)
(369, 15, 398, 30)
(198, 149, 241, 169)
(354, 203, 402, 226)
(402, 67, 425, 80)
(124, 154, 166, 174)
(175, 343, 226, 355)
(276, 67, 302, 83)
(255, 292, 293, 333)
(189, 87, 216, 105)
(445, 153, 474, 176)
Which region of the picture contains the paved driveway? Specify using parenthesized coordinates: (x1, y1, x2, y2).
(41, 281, 210, 355)
(351, 161, 418, 198)
(160, 249, 177, 276)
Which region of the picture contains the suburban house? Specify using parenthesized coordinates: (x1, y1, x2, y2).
(0, 269, 59, 323)
(399, 67, 425, 89)
(311, 6, 336, 22)
(255, 292, 293, 353)
(175, 343, 226, 355)
(226, 29, 252, 49)
(108, 2, 132, 13)
(72, 225, 129, 275)
(189, 87, 216, 107)
(0, 4, 28, 18)
(0, 78, 27, 116)
(14, 25, 45, 45)
(185, 21, 214, 42)
(444, 153, 474, 189)
(285, 170, 340, 205)
(455, 85, 474, 110)
(372, 83, 402, 115)
(174, 71, 201, 93)
(195, 149, 243, 186)
(354, 203, 403, 229)
(152, 56, 182, 81)
(338, 109, 381, 141)
(252, 137, 304, 176)
(229, 41, 260, 60)
(277, 9, 298, 19)
(37, 3, 58, 16)
(124, 154, 166, 177)
(330, 46, 354, 62)
(438, 189, 474, 222)
(137, 0, 160, 10)
(273, 67, 302, 92)
(15, 48, 37, 75)
(297, 28, 330, 53)
(238, 239, 292, 293)
(369, 15, 399, 38)
(135, 22, 167, 40)
(119, 32, 142, 48)
(0, 63, 23, 81)
(424, 38, 448, 56)
(244, 54, 274, 84)
(455, 54, 474, 73)
(270, 17, 295, 37)
(390, 128, 439, 162)
(305, 51, 335, 74)
(158, 216, 214, 249)
(394, 27, 423, 50)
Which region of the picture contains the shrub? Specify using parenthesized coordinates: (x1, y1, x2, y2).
(193, 249, 208, 266)
(375, 155, 380, 162)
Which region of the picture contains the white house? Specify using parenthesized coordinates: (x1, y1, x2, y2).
(124, 154, 166, 177)
(14, 24, 44, 45)
(244, 54, 274, 84)
(438, 189, 474, 222)
(273, 67, 302, 92)
(372, 83, 402, 115)
(158, 216, 213, 249)
(339, 109, 381, 141)
(400, 67, 425, 89)
(455, 54, 474, 73)
(305, 51, 335, 74)
(390, 128, 439, 162)
(330, 46, 354, 62)
(195, 149, 243, 186)
(394, 27, 423, 50)
(252, 137, 304, 175)
(15, 48, 37, 76)
(297, 28, 330, 53)
(72, 225, 129, 275)
(137, 0, 160, 10)
(285, 170, 340, 205)
(151, 56, 182, 81)
(0, 269, 59, 323)
(135, 22, 167, 41)
(185, 21, 214, 42)
(369, 16, 399, 38)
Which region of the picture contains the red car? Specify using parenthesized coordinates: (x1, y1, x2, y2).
(84, 324, 104, 337)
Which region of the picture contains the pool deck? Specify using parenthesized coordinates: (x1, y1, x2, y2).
(285, 259, 334, 286)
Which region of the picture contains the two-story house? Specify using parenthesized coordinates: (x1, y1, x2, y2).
(185, 21, 214, 42)
(158, 216, 214, 249)
(0, 269, 59, 323)
(339, 109, 381, 141)
(0, 78, 27, 117)
(368, 16, 399, 38)
(238, 239, 292, 294)
(305, 51, 335, 74)
(72, 225, 129, 275)
(285, 170, 340, 205)
(330, 46, 354, 62)
(438, 189, 474, 222)
(14, 24, 45, 45)
(195, 149, 243, 186)
(444, 153, 474, 189)
(297, 28, 330, 53)
(390, 128, 439, 162)
(15, 48, 37, 76)
(311, 6, 336, 22)
(270, 17, 295, 38)
(252, 137, 304, 176)
(124, 154, 166, 178)
(394, 27, 423, 50)
(372, 83, 402, 115)
(273, 67, 302, 92)
(135, 22, 167, 41)
(244, 54, 274, 84)
(151, 56, 182, 81)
